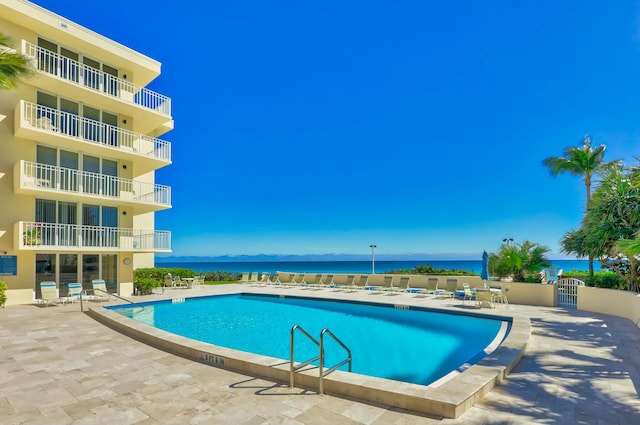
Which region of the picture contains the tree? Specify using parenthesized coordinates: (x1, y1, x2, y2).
(489, 240, 551, 282)
(0, 33, 34, 90)
(542, 136, 621, 276)
(580, 164, 640, 292)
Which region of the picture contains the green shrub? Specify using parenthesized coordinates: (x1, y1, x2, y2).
(132, 268, 241, 290)
(134, 277, 160, 295)
(203, 270, 241, 282)
(559, 269, 588, 277)
(134, 268, 196, 281)
(0, 280, 7, 307)
(524, 274, 542, 283)
(384, 263, 478, 276)
(585, 272, 627, 290)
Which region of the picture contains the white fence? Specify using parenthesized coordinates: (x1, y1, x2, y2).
(556, 278, 585, 309)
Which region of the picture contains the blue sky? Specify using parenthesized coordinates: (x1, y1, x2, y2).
(31, 0, 640, 259)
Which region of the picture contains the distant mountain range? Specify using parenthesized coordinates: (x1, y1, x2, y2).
(156, 253, 492, 263)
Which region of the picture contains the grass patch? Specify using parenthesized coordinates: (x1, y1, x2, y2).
(204, 280, 239, 285)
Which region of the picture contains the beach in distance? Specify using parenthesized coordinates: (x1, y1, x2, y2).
(155, 259, 599, 275)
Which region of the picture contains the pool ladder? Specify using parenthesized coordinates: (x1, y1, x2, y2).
(289, 324, 352, 394)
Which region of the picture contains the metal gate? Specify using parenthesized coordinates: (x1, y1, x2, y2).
(556, 278, 584, 309)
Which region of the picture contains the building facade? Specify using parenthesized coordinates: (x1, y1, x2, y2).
(0, 0, 173, 305)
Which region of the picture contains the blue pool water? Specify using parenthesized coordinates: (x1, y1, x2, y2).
(109, 294, 507, 386)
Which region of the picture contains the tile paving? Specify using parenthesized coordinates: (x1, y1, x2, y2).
(1, 285, 639, 424)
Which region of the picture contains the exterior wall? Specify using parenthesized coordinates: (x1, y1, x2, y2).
(0, 0, 172, 305)
(578, 286, 640, 328)
(506, 282, 556, 307)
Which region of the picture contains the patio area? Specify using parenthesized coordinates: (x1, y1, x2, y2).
(1, 284, 639, 424)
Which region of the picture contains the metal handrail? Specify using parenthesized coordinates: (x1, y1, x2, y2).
(319, 328, 352, 394)
(81, 288, 145, 313)
(289, 325, 320, 388)
(289, 325, 352, 394)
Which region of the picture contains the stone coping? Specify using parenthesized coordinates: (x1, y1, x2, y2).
(85, 288, 530, 419)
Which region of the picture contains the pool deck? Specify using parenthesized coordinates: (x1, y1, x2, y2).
(1, 284, 639, 424)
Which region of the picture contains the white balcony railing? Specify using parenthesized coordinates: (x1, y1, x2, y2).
(21, 101, 171, 162)
(23, 41, 171, 116)
(18, 221, 171, 251)
(19, 161, 171, 207)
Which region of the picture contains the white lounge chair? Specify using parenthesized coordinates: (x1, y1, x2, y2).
(383, 275, 402, 295)
(362, 275, 383, 293)
(330, 274, 355, 291)
(425, 277, 441, 297)
(276, 272, 295, 287)
(290, 273, 306, 287)
(255, 273, 270, 286)
(66, 282, 84, 303)
(462, 284, 474, 304)
(91, 279, 110, 301)
(405, 276, 426, 295)
(304, 274, 323, 288)
(318, 274, 334, 288)
(267, 272, 280, 285)
(39, 281, 60, 306)
(438, 278, 458, 298)
(353, 275, 370, 291)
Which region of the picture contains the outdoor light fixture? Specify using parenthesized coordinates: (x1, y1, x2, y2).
(503, 238, 514, 247)
(370, 244, 377, 274)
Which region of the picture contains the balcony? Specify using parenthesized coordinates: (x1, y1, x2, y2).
(16, 221, 171, 252)
(23, 41, 171, 116)
(15, 161, 171, 213)
(15, 101, 171, 173)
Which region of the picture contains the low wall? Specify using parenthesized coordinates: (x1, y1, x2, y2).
(4, 288, 33, 306)
(578, 286, 640, 328)
(118, 281, 134, 297)
(277, 272, 557, 307)
(507, 282, 556, 307)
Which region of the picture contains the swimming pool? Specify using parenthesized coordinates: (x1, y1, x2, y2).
(108, 293, 507, 386)
(90, 288, 529, 418)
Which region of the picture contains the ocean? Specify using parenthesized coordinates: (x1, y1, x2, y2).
(155, 259, 598, 275)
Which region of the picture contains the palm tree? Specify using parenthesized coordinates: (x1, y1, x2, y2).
(489, 240, 551, 282)
(0, 33, 34, 90)
(542, 135, 621, 276)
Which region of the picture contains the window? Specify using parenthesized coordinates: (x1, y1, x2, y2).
(35, 254, 56, 299)
(102, 254, 118, 292)
(82, 155, 101, 194)
(37, 146, 122, 195)
(35, 253, 116, 297)
(36, 90, 120, 144)
(82, 205, 118, 247)
(59, 254, 79, 296)
(59, 150, 78, 191)
(36, 38, 120, 94)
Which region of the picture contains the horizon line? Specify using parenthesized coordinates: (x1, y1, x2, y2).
(156, 253, 582, 262)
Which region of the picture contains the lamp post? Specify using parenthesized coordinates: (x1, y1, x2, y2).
(502, 237, 513, 247)
(369, 244, 377, 274)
